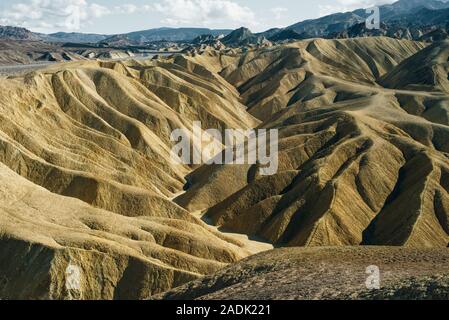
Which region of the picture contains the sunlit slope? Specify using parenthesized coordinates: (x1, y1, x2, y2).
(2, 37, 449, 300)
(0, 163, 248, 299)
(380, 40, 449, 93)
(0, 57, 257, 216)
(218, 37, 426, 121)
(0, 57, 258, 299)
(177, 38, 449, 248)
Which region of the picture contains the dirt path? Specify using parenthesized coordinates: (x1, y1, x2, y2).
(0, 62, 57, 76)
(170, 191, 273, 255)
(193, 209, 273, 255)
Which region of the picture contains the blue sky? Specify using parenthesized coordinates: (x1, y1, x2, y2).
(0, 0, 396, 34)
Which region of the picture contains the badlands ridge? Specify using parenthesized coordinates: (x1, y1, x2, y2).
(1, 37, 449, 299)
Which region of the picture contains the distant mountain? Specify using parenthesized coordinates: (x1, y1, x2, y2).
(102, 28, 232, 45)
(221, 27, 268, 46)
(43, 32, 108, 43)
(0, 25, 232, 46)
(286, 0, 449, 38)
(392, 7, 449, 26)
(264, 0, 449, 42)
(332, 21, 446, 41)
(419, 28, 449, 42)
(268, 29, 308, 42)
(329, 6, 449, 41)
(256, 28, 282, 39)
(192, 34, 220, 45)
(367, 0, 449, 20)
(183, 34, 226, 52)
(98, 34, 136, 47)
(0, 26, 41, 41)
(0, 26, 106, 43)
(288, 12, 364, 37)
(4, 0, 449, 47)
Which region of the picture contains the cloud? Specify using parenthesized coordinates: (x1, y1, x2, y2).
(0, 0, 112, 32)
(318, 0, 395, 17)
(115, 4, 138, 14)
(149, 0, 258, 29)
(0, 0, 259, 32)
(271, 7, 288, 20)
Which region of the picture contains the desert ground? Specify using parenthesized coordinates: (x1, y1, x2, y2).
(1, 36, 449, 299)
(155, 247, 449, 300)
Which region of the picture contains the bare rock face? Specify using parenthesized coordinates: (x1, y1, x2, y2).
(380, 40, 449, 92)
(0, 55, 257, 299)
(1, 37, 449, 300)
(178, 38, 449, 248)
(0, 162, 249, 299)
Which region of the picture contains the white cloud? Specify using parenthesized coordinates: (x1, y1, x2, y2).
(271, 7, 288, 20)
(149, 0, 258, 29)
(115, 4, 138, 14)
(0, 0, 112, 32)
(318, 0, 395, 17)
(90, 3, 112, 18)
(0, 0, 259, 32)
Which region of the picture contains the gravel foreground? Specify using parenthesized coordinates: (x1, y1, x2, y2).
(153, 247, 449, 300)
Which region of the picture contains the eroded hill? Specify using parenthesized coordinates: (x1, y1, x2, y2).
(0, 54, 257, 299)
(177, 38, 449, 248)
(1, 37, 449, 299)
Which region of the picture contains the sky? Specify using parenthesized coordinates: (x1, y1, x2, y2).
(0, 0, 397, 34)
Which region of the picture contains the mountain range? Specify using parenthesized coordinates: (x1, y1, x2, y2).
(0, 26, 232, 44)
(287, 0, 449, 37)
(1, 0, 449, 45)
(2, 0, 449, 46)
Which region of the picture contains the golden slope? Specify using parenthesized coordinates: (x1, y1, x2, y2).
(0, 57, 258, 299)
(218, 37, 426, 121)
(0, 58, 257, 214)
(0, 163, 247, 299)
(2, 37, 449, 300)
(177, 38, 449, 248)
(380, 40, 449, 93)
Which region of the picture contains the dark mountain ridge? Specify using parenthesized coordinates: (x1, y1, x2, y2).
(0, 25, 232, 44)
(2, 0, 449, 47)
(281, 0, 449, 40)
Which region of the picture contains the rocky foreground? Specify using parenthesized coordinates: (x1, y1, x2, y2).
(155, 247, 449, 300)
